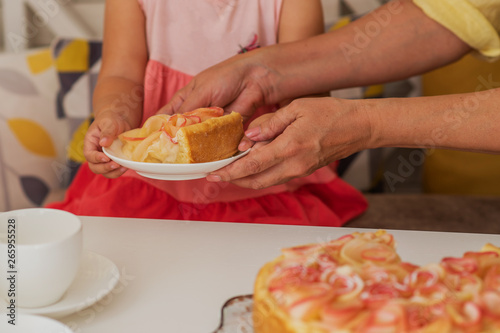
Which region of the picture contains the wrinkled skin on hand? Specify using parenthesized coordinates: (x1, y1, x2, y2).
(207, 97, 372, 189)
(157, 51, 279, 122)
(83, 109, 135, 178)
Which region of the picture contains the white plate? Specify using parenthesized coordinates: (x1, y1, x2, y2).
(0, 251, 120, 319)
(102, 139, 250, 180)
(0, 313, 74, 332)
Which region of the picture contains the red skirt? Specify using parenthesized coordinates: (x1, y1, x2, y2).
(47, 163, 367, 227)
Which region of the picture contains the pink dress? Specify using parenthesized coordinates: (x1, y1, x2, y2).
(48, 0, 367, 226)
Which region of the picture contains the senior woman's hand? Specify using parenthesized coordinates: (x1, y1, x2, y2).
(157, 50, 282, 122)
(206, 97, 372, 189)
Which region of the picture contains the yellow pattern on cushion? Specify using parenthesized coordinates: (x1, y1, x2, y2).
(330, 16, 352, 31)
(363, 84, 384, 98)
(413, 0, 500, 59)
(67, 117, 91, 163)
(55, 40, 89, 72)
(26, 49, 53, 74)
(8, 118, 56, 158)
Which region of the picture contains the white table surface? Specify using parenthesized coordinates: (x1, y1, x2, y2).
(32, 217, 500, 332)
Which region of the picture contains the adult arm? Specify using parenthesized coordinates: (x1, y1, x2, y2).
(211, 88, 500, 189)
(162, 0, 470, 115)
(275, 0, 328, 108)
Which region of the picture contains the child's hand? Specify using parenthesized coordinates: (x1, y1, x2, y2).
(83, 110, 131, 178)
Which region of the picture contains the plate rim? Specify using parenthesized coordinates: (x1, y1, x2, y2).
(0, 250, 120, 319)
(102, 139, 250, 179)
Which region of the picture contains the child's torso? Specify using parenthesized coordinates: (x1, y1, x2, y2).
(130, 0, 337, 203)
(139, 0, 282, 77)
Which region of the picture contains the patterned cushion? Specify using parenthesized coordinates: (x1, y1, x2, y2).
(0, 39, 103, 211)
(0, 48, 70, 210)
(51, 38, 102, 183)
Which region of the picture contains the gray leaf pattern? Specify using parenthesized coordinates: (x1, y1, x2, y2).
(0, 69, 39, 95)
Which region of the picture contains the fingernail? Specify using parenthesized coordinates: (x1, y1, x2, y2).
(206, 174, 222, 182)
(110, 163, 119, 169)
(238, 141, 250, 151)
(245, 127, 261, 139)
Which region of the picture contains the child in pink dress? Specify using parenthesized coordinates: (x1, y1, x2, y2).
(48, 0, 367, 226)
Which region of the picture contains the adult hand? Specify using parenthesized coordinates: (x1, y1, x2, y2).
(207, 97, 373, 189)
(158, 50, 281, 121)
(83, 110, 133, 178)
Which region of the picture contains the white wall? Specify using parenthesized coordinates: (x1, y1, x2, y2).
(0, 4, 3, 51)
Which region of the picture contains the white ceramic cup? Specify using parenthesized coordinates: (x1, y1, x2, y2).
(0, 208, 82, 308)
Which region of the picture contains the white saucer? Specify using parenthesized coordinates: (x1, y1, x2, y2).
(0, 251, 120, 319)
(0, 313, 74, 332)
(103, 139, 251, 180)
